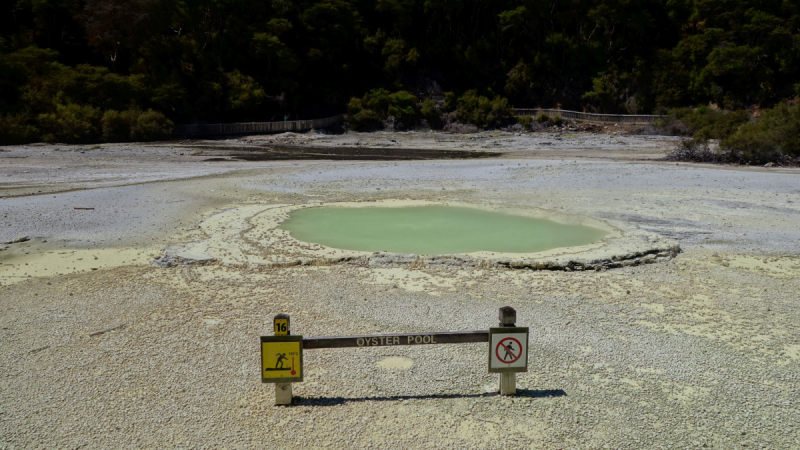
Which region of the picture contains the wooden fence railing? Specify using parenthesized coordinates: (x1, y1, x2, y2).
(172, 109, 661, 137)
(514, 108, 662, 124)
(172, 114, 346, 136)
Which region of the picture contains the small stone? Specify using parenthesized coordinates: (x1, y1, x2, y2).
(3, 235, 30, 244)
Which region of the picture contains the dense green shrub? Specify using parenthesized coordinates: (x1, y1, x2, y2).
(349, 109, 382, 130)
(553, 116, 563, 127)
(37, 103, 102, 143)
(2, 105, 172, 144)
(5, 53, 146, 116)
(517, 115, 532, 128)
(101, 108, 173, 142)
(669, 107, 750, 140)
(131, 110, 174, 141)
(225, 70, 267, 111)
(0, 45, 173, 144)
(442, 92, 457, 113)
(455, 90, 512, 128)
(347, 89, 420, 130)
(665, 103, 800, 164)
(347, 99, 383, 130)
(536, 113, 550, 123)
(387, 91, 420, 123)
(723, 102, 800, 163)
(421, 99, 442, 128)
(347, 90, 387, 130)
(101, 110, 133, 141)
(0, 115, 38, 145)
(359, 89, 391, 115)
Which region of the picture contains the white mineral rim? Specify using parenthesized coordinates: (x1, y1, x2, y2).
(164, 199, 680, 271)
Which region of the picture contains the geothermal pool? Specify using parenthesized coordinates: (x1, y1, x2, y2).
(280, 205, 608, 255)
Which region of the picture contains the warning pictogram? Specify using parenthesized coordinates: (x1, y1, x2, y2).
(488, 328, 529, 373)
(265, 352, 298, 375)
(261, 335, 304, 383)
(496, 337, 522, 364)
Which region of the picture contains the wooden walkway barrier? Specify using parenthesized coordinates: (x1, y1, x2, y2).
(172, 114, 347, 137)
(514, 108, 662, 125)
(262, 307, 529, 405)
(172, 108, 661, 138)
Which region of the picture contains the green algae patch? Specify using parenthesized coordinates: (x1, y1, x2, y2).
(280, 206, 608, 255)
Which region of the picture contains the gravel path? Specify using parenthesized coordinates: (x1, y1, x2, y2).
(1, 132, 799, 448)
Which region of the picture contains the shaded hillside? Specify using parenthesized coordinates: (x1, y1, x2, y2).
(2, 0, 800, 143)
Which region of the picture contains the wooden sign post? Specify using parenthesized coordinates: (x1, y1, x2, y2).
(489, 306, 529, 396)
(499, 306, 516, 395)
(260, 307, 528, 403)
(271, 313, 295, 405)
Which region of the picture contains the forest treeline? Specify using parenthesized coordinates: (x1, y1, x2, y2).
(2, 0, 800, 145)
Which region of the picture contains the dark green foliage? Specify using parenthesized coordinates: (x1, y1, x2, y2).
(670, 107, 750, 141)
(421, 100, 443, 129)
(351, 110, 383, 131)
(387, 91, 420, 124)
(582, 65, 647, 114)
(131, 110, 174, 141)
(665, 102, 800, 164)
(723, 103, 800, 162)
(357, 89, 391, 117)
(347, 89, 419, 130)
(2, 0, 800, 143)
(442, 93, 457, 113)
(0, 45, 151, 144)
(100, 108, 174, 142)
(347, 90, 387, 130)
(552, 116, 563, 127)
(225, 71, 267, 112)
(102, 110, 134, 142)
(517, 115, 532, 129)
(455, 90, 512, 129)
(0, 115, 39, 145)
(347, 100, 383, 131)
(536, 113, 550, 123)
(37, 103, 103, 143)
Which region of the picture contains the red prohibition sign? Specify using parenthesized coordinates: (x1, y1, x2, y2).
(495, 337, 522, 364)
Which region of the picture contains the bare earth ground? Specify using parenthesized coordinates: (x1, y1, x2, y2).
(1, 130, 799, 449)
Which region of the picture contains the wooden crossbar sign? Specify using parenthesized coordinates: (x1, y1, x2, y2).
(261, 307, 527, 405)
(303, 330, 489, 349)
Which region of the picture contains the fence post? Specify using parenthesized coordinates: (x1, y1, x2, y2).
(499, 306, 517, 395)
(274, 313, 292, 405)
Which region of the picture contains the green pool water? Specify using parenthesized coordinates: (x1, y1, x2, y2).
(280, 206, 608, 255)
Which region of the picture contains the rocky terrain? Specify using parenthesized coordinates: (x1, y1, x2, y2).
(1, 130, 799, 449)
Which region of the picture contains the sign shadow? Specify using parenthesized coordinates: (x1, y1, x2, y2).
(293, 389, 566, 407)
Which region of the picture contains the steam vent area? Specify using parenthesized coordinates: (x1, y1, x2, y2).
(2, 134, 800, 449)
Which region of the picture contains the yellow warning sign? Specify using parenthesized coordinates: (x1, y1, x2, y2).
(261, 336, 303, 383)
(274, 319, 289, 336)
